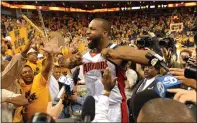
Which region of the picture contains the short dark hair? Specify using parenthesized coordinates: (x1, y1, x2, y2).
(23, 65, 33, 71)
(180, 49, 192, 57)
(142, 65, 160, 73)
(131, 90, 160, 121)
(138, 98, 195, 122)
(93, 18, 111, 35)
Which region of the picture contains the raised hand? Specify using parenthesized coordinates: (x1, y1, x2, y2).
(21, 30, 35, 57)
(102, 68, 117, 94)
(41, 37, 62, 54)
(161, 48, 172, 65)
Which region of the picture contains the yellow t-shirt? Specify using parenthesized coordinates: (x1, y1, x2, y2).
(26, 61, 41, 75)
(13, 80, 32, 123)
(13, 107, 23, 122)
(37, 59, 43, 71)
(5, 49, 13, 56)
(20, 82, 32, 95)
(25, 73, 50, 120)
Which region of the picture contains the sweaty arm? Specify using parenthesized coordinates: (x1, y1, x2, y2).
(2, 54, 26, 89)
(41, 53, 53, 81)
(63, 52, 83, 69)
(1, 89, 29, 106)
(115, 46, 153, 65)
(2, 39, 32, 89)
(2, 95, 29, 106)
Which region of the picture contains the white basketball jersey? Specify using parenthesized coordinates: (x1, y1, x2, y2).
(82, 44, 122, 105)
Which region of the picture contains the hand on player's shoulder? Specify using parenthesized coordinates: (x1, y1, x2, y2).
(101, 48, 119, 59)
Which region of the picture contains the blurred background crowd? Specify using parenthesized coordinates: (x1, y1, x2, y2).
(1, 1, 197, 123)
(2, 6, 196, 55)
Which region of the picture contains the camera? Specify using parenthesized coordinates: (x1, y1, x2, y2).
(182, 55, 190, 62)
(184, 66, 197, 80)
(136, 36, 153, 49)
(159, 37, 175, 50)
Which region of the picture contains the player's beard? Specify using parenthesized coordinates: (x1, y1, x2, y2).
(88, 35, 102, 49)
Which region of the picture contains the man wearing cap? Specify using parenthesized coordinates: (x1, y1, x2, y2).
(26, 48, 42, 75)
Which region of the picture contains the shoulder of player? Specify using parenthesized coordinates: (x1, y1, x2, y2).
(81, 49, 90, 56)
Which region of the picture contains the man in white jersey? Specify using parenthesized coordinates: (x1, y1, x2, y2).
(63, 18, 152, 122)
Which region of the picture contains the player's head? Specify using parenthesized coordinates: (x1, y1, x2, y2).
(86, 18, 111, 49)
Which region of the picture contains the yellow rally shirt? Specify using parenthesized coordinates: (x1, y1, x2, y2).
(25, 73, 51, 120)
(13, 80, 32, 122)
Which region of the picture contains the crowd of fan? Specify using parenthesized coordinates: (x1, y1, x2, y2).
(2, 7, 196, 47)
(1, 6, 196, 123)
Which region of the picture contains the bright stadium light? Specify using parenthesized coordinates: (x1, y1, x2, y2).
(132, 6, 140, 10)
(150, 5, 155, 8)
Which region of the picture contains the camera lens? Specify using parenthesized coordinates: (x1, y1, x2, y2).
(182, 56, 190, 62)
(159, 40, 166, 47)
(184, 66, 197, 80)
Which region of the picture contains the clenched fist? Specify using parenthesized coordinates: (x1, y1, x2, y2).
(65, 52, 83, 69)
(101, 48, 120, 59)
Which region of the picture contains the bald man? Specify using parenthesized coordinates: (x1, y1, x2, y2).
(137, 98, 196, 122)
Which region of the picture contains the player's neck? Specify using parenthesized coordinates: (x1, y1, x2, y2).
(97, 39, 111, 51)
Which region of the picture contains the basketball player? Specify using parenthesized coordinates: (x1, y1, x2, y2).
(63, 18, 152, 122)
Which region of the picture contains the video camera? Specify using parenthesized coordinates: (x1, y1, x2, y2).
(182, 55, 190, 62)
(184, 66, 197, 80)
(159, 37, 175, 50)
(136, 36, 153, 49)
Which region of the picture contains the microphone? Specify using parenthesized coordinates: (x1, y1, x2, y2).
(53, 75, 74, 105)
(53, 86, 65, 105)
(145, 52, 169, 72)
(81, 96, 95, 122)
(154, 74, 182, 98)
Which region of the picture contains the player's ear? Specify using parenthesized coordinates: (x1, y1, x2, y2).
(102, 31, 108, 37)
